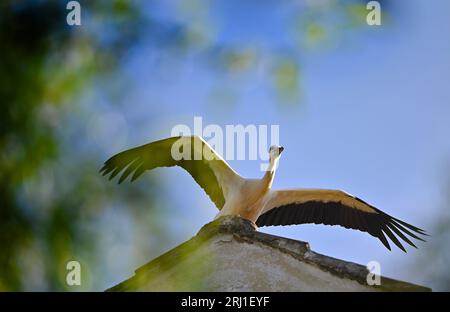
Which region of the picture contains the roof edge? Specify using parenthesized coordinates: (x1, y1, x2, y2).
(107, 216, 431, 292)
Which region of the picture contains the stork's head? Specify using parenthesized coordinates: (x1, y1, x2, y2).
(269, 145, 284, 159)
(267, 145, 284, 173)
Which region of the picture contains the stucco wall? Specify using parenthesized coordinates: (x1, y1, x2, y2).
(134, 233, 379, 291)
(107, 216, 430, 292)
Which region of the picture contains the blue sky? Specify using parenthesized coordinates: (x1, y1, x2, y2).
(93, 0, 450, 289)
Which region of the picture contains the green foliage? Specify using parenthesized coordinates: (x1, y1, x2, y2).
(0, 0, 148, 291)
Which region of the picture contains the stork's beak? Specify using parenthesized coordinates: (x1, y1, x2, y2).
(278, 146, 284, 154)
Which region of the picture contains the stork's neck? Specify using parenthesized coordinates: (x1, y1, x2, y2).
(262, 156, 279, 189)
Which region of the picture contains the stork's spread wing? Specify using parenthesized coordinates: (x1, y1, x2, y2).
(257, 189, 427, 252)
(100, 136, 242, 209)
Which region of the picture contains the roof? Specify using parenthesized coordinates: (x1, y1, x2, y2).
(107, 216, 431, 292)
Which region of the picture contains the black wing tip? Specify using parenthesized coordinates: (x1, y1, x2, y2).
(100, 163, 142, 184)
(118, 174, 132, 184)
(416, 229, 429, 237)
(376, 209, 429, 243)
(390, 215, 427, 233)
(99, 164, 108, 174)
(384, 227, 407, 252)
(386, 222, 419, 249)
(101, 165, 121, 181)
(383, 219, 428, 252)
(100, 162, 116, 177)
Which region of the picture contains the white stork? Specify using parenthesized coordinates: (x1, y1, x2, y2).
(100, 135, 427, 252)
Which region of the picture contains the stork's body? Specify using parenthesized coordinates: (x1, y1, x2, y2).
(216, 151, 277, 222)
(100, 135, 427, 252)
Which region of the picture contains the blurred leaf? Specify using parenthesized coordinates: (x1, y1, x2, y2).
(272, 60, 301, 103)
